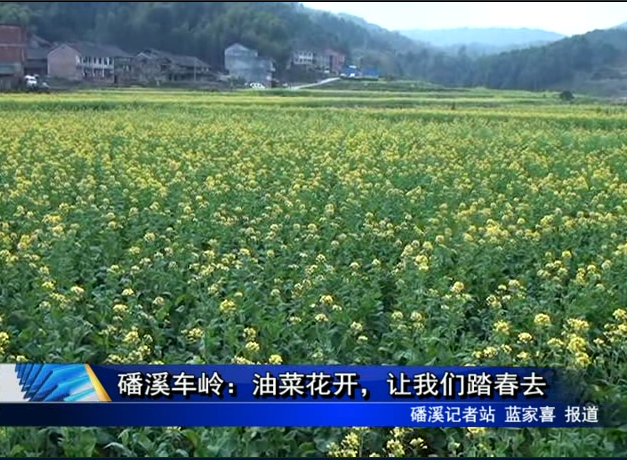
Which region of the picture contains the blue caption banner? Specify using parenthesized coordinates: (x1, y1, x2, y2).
(0, 364, 604, 427)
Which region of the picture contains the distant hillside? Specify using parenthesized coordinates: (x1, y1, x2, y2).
(463, 28, 627, 95)
(399, 27, 565, 51)
(440, 40, 563, 57)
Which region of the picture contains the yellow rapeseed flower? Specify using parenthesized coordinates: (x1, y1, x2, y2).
(391, 311, 404, 321)
(152, 296, 166, 307)
(613, 309, 627, 321)
(244, 327, 257, 340)
(185, 327, 204, 341)
(548, 338, 564, 348)
(567, 334, 587, 353)
(386, 439, 405, 457)
(245, 341, 260, 353)
(518, 332, 533, 344)
(467, 427, 487, 437)
(70, 286, 85, 296)
(534, 313, 551, 327)
(574, 352, 591, 368)
(42, 281, 55, 291)
(500, 344, 512, 354)
(486, 295, 502, 309)
(315, 313, 329, 323)
(350, 322, 364, 333)
(123, 328, 140, 344)
(112, 303, 128, 314)
(410, 437, 426, 449)
(566, 318, 590, 332)
(219, 299, 236, 313)
(482, 346, 498, 358)
(320, 294, 334, 305)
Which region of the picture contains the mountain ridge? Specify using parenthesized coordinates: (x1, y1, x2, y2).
(399, 26, 566, 49)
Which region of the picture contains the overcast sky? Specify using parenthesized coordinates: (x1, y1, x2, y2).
(303, 2, 625, 35)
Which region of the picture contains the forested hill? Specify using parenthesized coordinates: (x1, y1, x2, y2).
(0, 1, 432, 72)
(2, 1, 627, 94)
(465, 29, 627, 92)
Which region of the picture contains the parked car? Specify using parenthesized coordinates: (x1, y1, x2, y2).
(23, 75, 49, 93)
(249, 82, 265, 90)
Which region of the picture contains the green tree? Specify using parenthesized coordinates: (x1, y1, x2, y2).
(559, 90, 574, 102)
(0, 3, 31, 27)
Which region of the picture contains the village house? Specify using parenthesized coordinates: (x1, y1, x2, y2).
(47, 42, 132, 83)
(313, 52, 328, 70)
(26, 48, 49, 76)
(291, 48, 346, 74)
(292, 49, 315, 67)
(224, 43, 274, 85)
(133, 48, 211, 84)
(25, 35, 51, 76)
(324, 49, 346, 74)
(0, 24, 27, 89)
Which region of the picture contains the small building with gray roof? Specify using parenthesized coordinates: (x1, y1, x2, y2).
(47, 42, 132, 82)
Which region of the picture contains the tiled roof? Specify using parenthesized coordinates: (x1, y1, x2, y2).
(141, 48, 210, 68)
(30, 35, 51, 47)
(225, 43, 254, 54)
(67, 42, 132, 58)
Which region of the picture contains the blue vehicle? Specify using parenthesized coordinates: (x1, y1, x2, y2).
(362, 68, 380, 80)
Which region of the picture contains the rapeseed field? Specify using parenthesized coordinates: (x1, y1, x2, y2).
(0, 89, 626, 456)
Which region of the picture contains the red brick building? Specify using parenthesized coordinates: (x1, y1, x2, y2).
(0, 24, 27, 89)
(325, 49, 346, 74)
